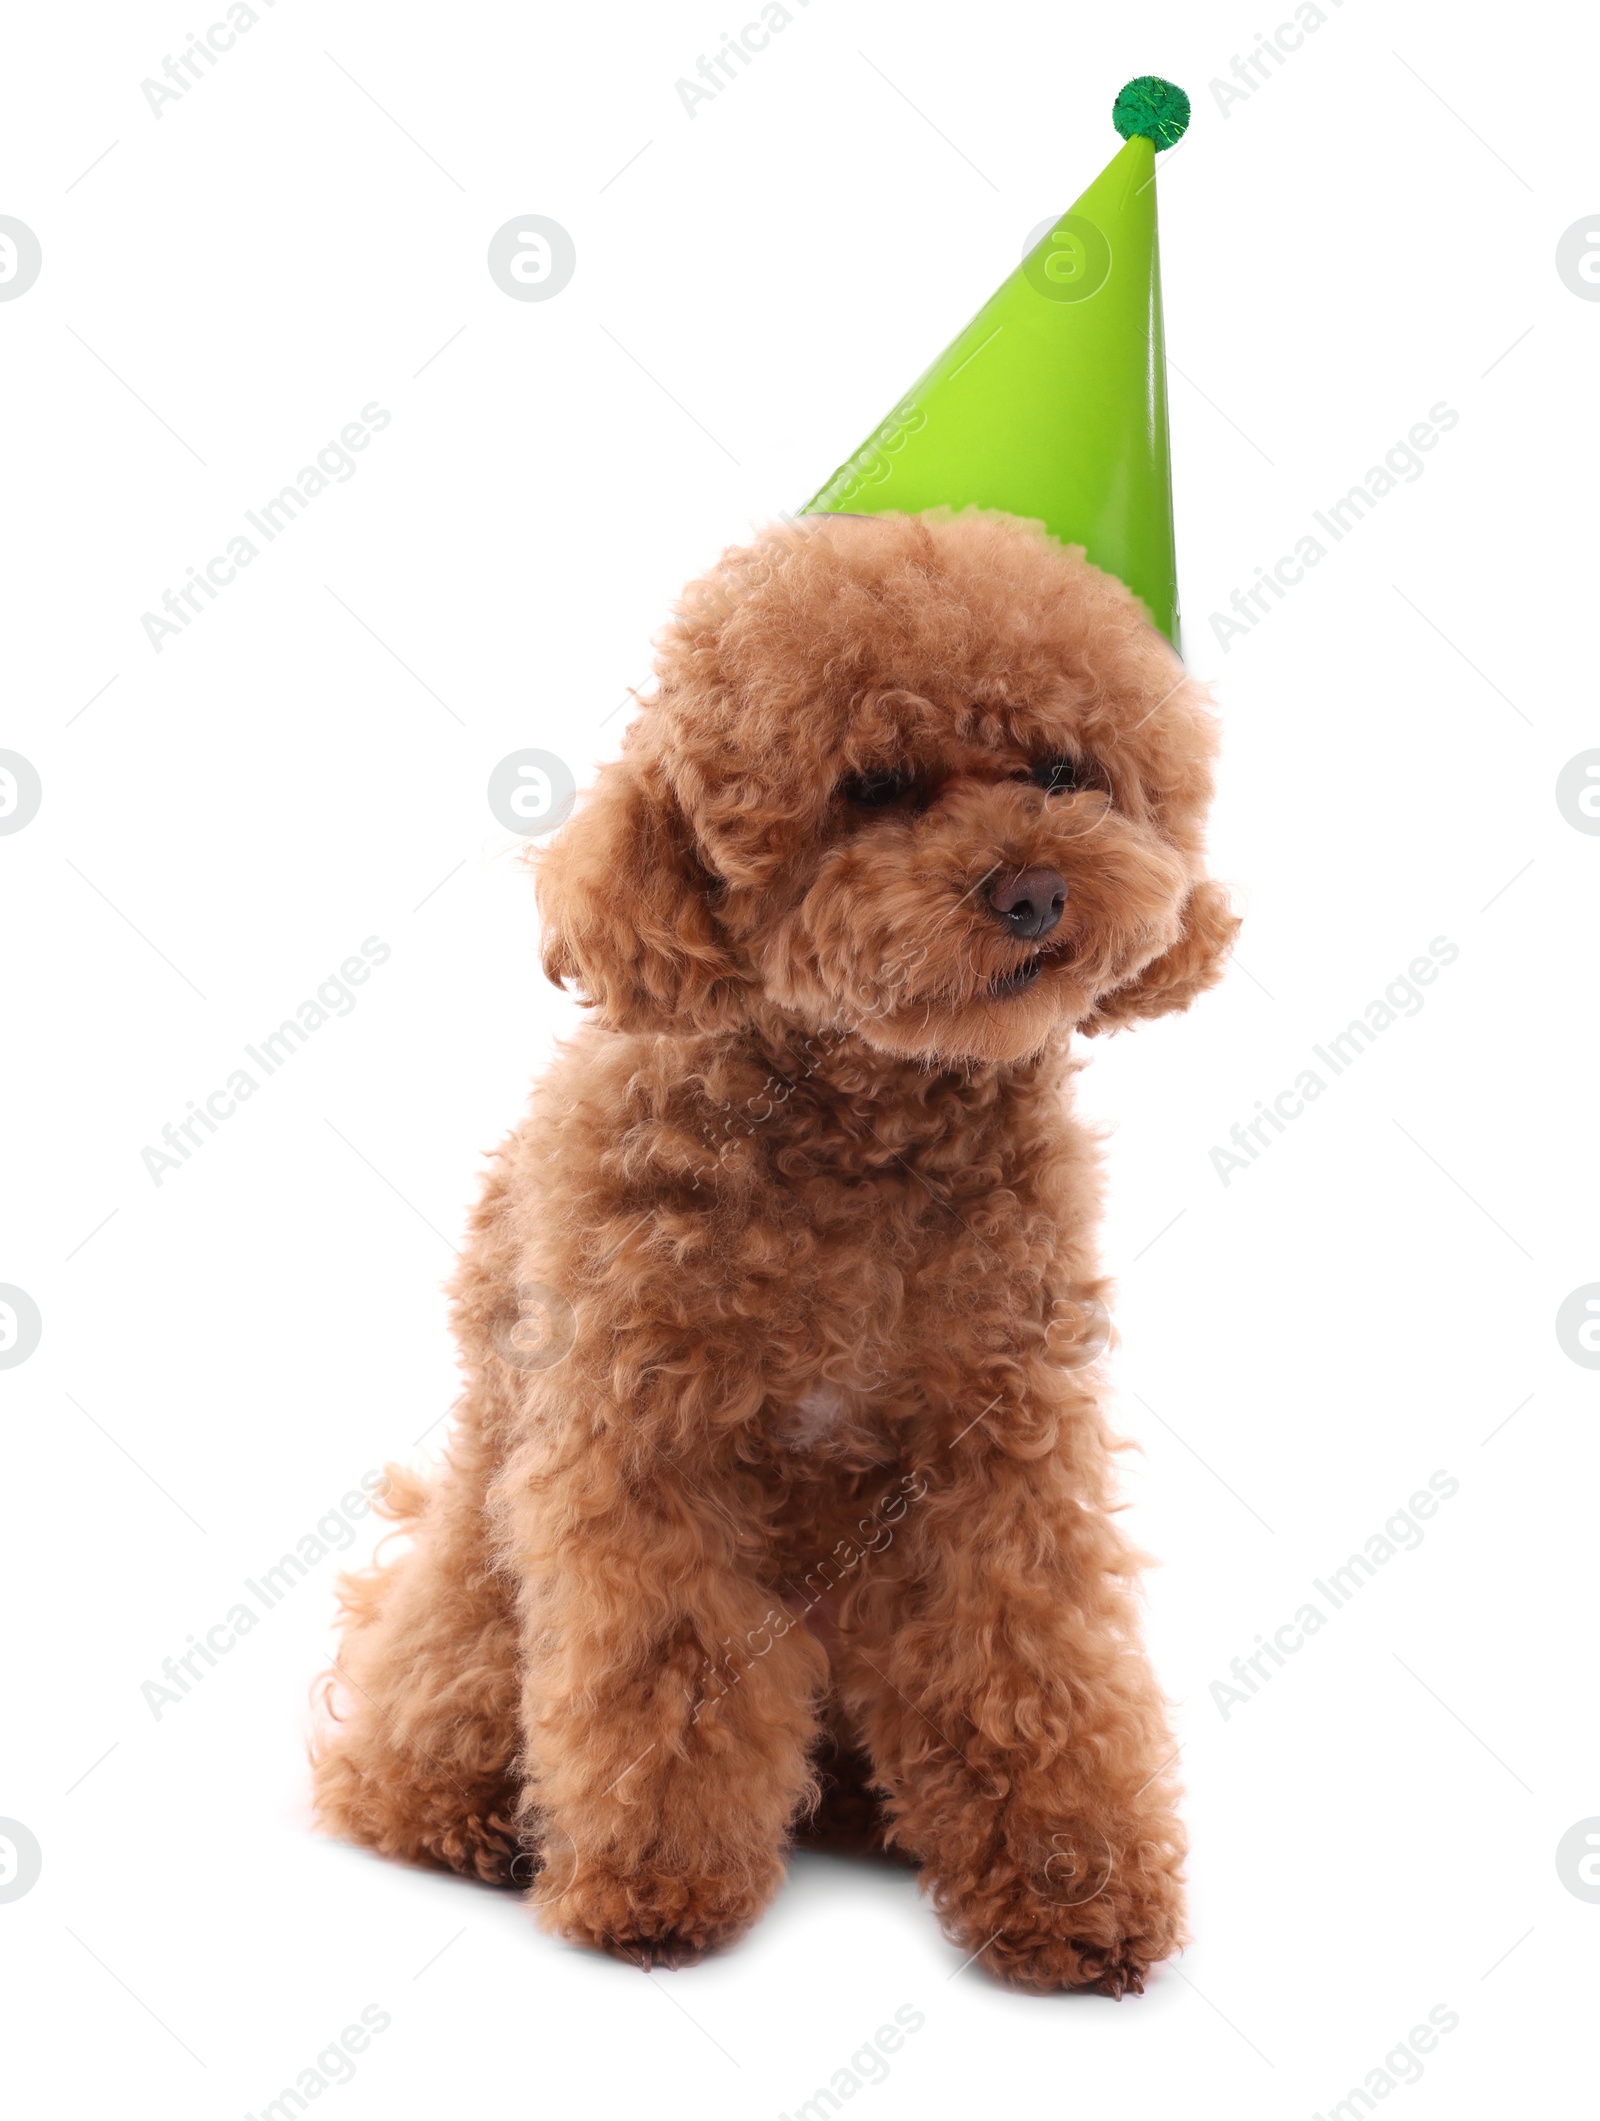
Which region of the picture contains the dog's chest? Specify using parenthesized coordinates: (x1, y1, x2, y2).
(757, 1154, 1062, 1458)
(770, 1380, 885, 1461)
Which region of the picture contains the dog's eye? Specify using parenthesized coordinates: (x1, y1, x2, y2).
(840, 768, 912, 808)
(1031, 755, 1089, 795)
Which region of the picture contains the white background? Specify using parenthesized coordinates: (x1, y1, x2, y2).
(3, 1, 1596, 2115)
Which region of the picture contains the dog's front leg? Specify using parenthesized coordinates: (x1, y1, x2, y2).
(843, 1436, 1186, 1994)
(498, 1430, 827, 1967)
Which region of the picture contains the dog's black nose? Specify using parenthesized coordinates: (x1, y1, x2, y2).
(988, 867, 1067, 940)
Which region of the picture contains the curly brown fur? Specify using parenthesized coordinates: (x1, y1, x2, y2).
(313, 510, 1236, 1993)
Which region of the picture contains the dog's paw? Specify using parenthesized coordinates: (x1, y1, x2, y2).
(931, 1852, 1185, 1997)
(532, 1850, 782, 1968)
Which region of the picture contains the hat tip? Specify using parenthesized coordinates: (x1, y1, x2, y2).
(1112, 76, 1190, 148)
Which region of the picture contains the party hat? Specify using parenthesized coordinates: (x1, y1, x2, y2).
(802, 76, 1189, 646)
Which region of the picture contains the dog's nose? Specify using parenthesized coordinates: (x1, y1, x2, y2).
(988, 867, 1067, 940)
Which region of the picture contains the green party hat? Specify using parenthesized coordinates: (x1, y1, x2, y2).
(802, 76, 1190, 646)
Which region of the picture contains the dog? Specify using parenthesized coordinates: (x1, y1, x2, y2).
(313, 508, 1237, 1994)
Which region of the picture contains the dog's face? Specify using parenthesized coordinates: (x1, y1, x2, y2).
(539, 512, 1235, 1065)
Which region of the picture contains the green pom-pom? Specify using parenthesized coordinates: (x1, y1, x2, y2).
(1112, 76, 1190, 149)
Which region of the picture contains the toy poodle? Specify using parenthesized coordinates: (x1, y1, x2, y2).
(313, 508, 1236, 1994)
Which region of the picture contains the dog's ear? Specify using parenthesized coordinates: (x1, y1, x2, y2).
(1081, 878, 1239, 1035)
(535, 754, 746, 1034)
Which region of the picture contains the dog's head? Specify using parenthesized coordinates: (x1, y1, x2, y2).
(538, 511, 1236, 1065)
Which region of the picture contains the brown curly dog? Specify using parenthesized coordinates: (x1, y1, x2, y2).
(313, 509, 1237, 1995)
